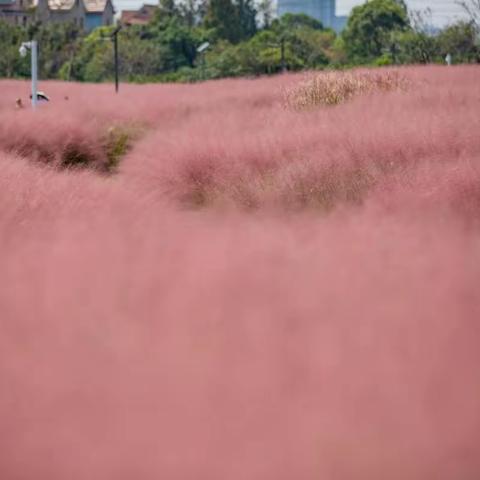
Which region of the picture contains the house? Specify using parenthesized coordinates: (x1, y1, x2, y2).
(36, 0, 114, 30)
(0, 0, 34, 26)
(35, 0, 86, 28)
(120, 4, 156, 26)
(0, 0, 114, 29)
(83, 0, 114, 31)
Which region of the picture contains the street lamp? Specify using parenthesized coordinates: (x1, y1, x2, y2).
(280, 36, 286, 73)
(19, 40, 38, 109)
(197, 42, 210, 80)
(197, 41, 210, 54)
(111, 25, 122, 93)
(99, 26, 123, 93)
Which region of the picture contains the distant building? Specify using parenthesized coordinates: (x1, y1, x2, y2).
(83, 0, 114, 30)
(277, 0, 347, 32)
(120, 3, 156, 26)
(0, 0, 114, 29)
(35, 0, 87, 27)
(0, 0, 34, 26)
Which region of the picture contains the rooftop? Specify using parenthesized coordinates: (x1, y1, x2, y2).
(84, 0, 110, 13)
(47, 0, 76, 10)
(120, 3, 156, 25)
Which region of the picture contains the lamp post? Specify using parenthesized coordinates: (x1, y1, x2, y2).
(19, 40, 38, 109)
(110, 25, 122, 93)
(280, 36, 286, 73)
(99, 26, 123, 93)
(197, 42, 210, 81)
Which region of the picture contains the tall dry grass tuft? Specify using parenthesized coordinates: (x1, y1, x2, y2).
(284, 69, 411, 110)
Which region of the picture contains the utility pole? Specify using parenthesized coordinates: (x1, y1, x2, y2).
(111, 26, 122, 93)
(280, 36, 286, 73)
(114, 33, 119, 93)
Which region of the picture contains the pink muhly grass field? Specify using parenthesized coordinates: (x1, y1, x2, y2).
(1, 66, 480, 479)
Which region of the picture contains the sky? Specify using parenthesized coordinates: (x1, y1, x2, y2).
(113, 0, 469, 27)
(336, 1, 467, 25)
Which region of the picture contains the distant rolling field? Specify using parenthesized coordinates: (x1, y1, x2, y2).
(1, 66, 480, 479)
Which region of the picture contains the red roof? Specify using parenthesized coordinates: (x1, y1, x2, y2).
(120, 3, 156, 25)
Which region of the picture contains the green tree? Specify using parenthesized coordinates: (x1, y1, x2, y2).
(67, 26, 168, 82)
(0, 19, 83, 79)
(392, 30, 437, 64)
(342, 0, 409, 62)
(204, 0, 241, 42)
(149, 15, 200, 69)
(236, 0, 257, 40)
(271, 12, 323, 33)
(203, 40, 243, 77)
(66, 26, 112, 81)
(203, 0, 256, 43)
(202, 13, 334, 78)
(29, 21, 84, 79)
(289, 28, 333, 68)
(269, 13, 330, 71)
(436, 21, 480, 63)
(0, 20, 28, 78)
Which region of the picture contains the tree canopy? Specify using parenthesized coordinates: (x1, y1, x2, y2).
(1, 0, 479, 83)
(342, 0, 410, 61)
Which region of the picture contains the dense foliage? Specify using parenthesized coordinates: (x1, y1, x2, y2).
(342, 0, 410, 61)
(0, 0, 479, 82)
